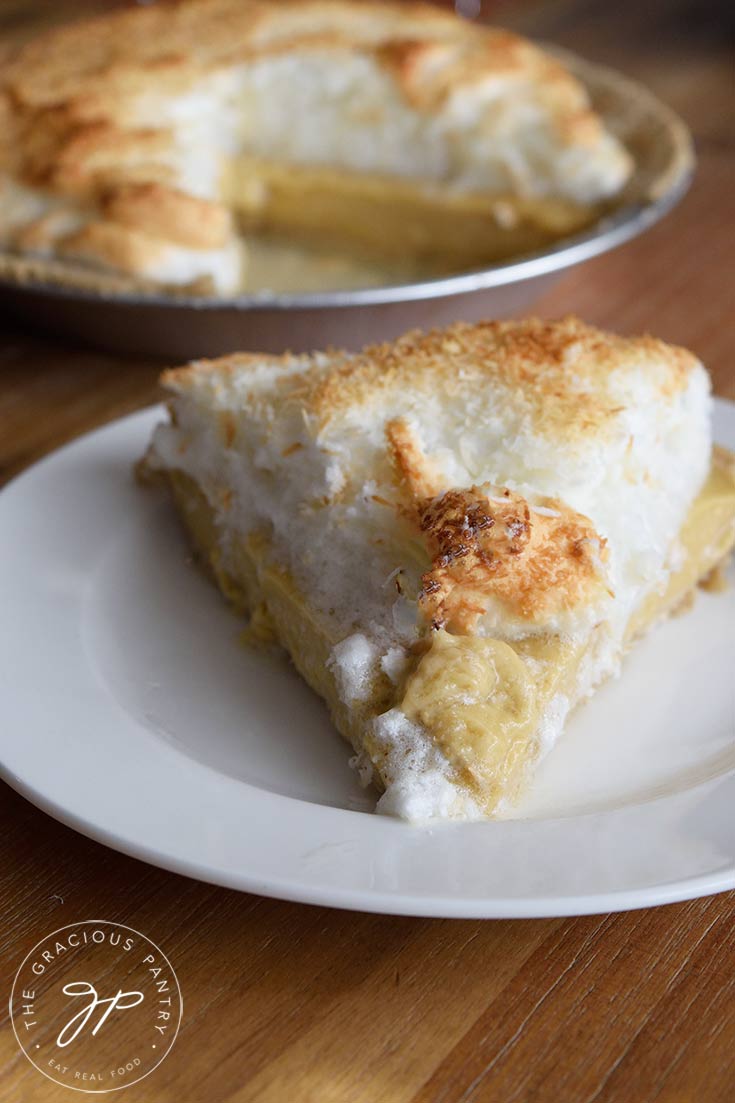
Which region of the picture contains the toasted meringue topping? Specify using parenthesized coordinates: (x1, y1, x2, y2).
(416, 484, 610, 634)
(142, 316, 725, 821)
(0, 0, 632, 291)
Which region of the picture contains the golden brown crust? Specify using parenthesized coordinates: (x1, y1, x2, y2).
(103, 183, 231, 250)
(263, 316, 697, 442)
(1, 0, 599, 162)
(20, 119, 174, 195)
(415, 484, 608, 631)
(3, 0, 599, 156)
(0, 0, 630, 289)
(2, 2, 521, 110)
(160, 316, 704, 634)
(56, 220, 167, 276)
(385, 416, 442, 501)
(161, 318, 700, 460)
(160, 349, 293, 390)
(374, 29, 598, 139)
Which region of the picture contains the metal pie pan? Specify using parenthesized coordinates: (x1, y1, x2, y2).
(0, 50, 694, 359)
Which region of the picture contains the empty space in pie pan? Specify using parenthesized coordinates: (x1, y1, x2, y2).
(0, 51, 693, 360)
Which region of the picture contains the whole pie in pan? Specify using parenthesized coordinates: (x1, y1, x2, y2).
(0, 0, 632, 293)
(139, 317, 735, 820)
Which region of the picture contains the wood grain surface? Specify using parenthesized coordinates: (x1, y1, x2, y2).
(1, 2, 734, 1101)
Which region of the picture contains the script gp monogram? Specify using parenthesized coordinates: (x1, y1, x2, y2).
(56, 982, 146, 1047)
(10, 921, 182, 1092)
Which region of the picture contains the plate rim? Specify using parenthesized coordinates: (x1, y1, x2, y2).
(3, 764, 735, 918)
(1, 400, 733, 919)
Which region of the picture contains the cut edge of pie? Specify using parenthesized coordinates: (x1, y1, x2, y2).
(0, 0, 634, 294)
(138, 317, 735, 821)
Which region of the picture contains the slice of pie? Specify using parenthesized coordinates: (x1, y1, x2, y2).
(0, 0, 632, 293)
(139, 317, 735, 820)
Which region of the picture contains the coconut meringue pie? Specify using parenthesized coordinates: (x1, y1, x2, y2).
(0, 0, 632, 293)
(139, 317, 735, 820)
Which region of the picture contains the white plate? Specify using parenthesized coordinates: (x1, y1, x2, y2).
(1, 403, 734, 918)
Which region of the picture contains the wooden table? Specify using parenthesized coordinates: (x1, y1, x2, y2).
(1, 3, 734, 1101)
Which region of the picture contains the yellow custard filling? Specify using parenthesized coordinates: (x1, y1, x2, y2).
(224, 156, 601, 269)
(392, 451, 735, 810)
(159, 447, 735, 814)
